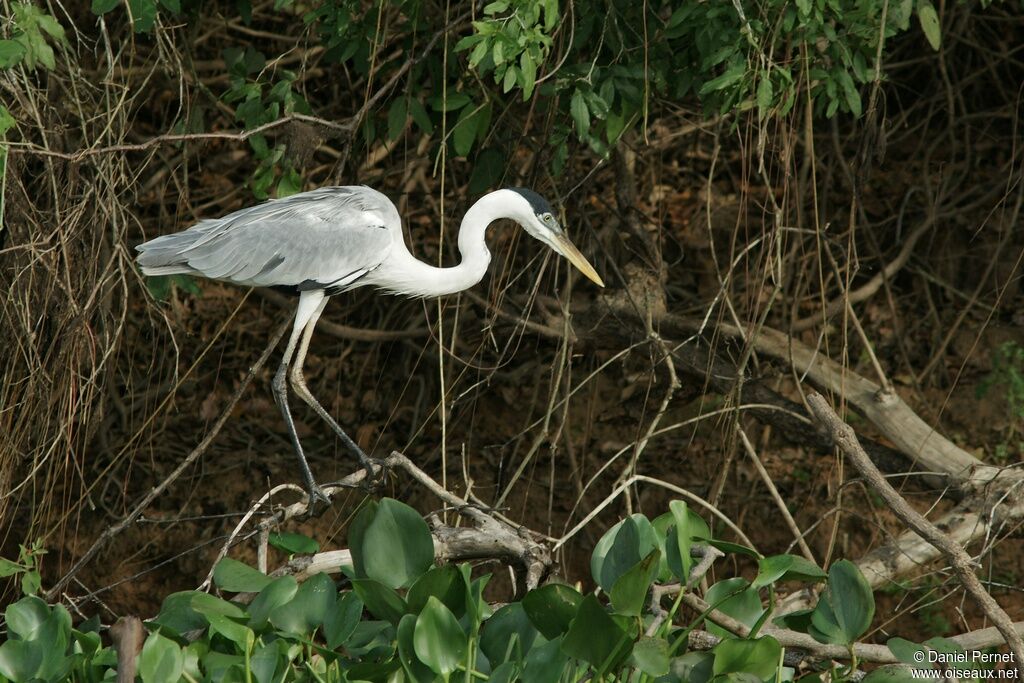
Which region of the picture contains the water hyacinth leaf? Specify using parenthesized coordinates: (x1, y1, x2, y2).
(481, 603, 543, 665)
(704, 578, 765, 639)
(247, 576, 297, 630)
(213, 557, 272, 593)
(267, 531, 319, 555)
(349, 498, 434, 589)
(561, 595, 631, 670)
(591, 513, 659, 591)
(139, 631, 184, 683)
(406, 565, 464, 616)
(670, 651, 715, 682)
(351, 578, 408, 625)
(5, 596, 50, 639)
(752, 554, 827, 588)
(666, 500, 695, 580)
(324, 591, 363, 649)
(863, 665, 920, 682)
(397, 614, 436, 683)
(887, 637, 929, 668)
(150, 592, 209, 635)
(630, 636, 670, 676)
(268, 572, 334, 635)
(522, 583, 582, 639)
(522, 636, 569, 683)
(190, 592, 246, 620)
(206, 613, 253, 649)
(249, 641, 283, 683)
(810, 560, 874, 645)
(712, 636, 782, 680)
(610, 548, 660, 616)
(413, 597, 467, 677)
(0, 640, 42, 682)
(488, 661, 519, 683)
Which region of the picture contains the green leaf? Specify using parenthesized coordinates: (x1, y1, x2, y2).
(520, 52, 537, 99)
(267, 531, 319, 555)
(809, 560, 875, 645)
(591, 513, 658, 591)
(128, 0, 158, 32)
(247, 576, 297, 630)
(414, 596, 467, 677)
(666, 500, 695, 581)
(160, 0, 181, 12)
(670, 651, 715, 682)
(561, 595, 631, 671)
(387, 98, 408, 142)
(481, 603, 543, 665)
(699, 60, 746, 95)
(522, 583, 581, 640)
(522, 637, 569, 683)
(428, 92, 471, 112)
(324, 591, 363, 648)
(0, 105, 15, 136)
(351, 578, 408, 625)
(917, 1, 941, 50)
(5, 596, 50, 639)
(406, 565, 464, 616)
(250, 641, 284, 683)
(0, 640, 42, 681)
(349, 498, 434, 589)
(276, 168, 302, 197)
(863, 665, 920, 682)
(469, 147, 505, 195)
(268, 572, 334, 635)
(189, 592, 246, 620)
(151, 592, 208, 635)
(0, 40, 26, 68)
(36, 14, 65, 41)
(91, 0, 120, 14)
(756, 77, 773, 115)
(712, 636, 781, 679)
(570, 89, 590, 138)
(887, 637, 929, 668)
(453, 103, 481, 157)
(213, 558, 272, 593)
(397, 614, 436, 683)
(207, 612, 254, 648)
(408, 99, 434, 134)
(139, 632, 184, 683)
(752, 554, 827, 588)
(704, 578, 765, 639)
(610, 549, 660, 616)
(630, 636, 670, 676)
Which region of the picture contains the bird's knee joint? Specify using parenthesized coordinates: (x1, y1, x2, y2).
(289, 368, 307, 392)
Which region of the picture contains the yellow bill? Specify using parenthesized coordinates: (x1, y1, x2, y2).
(553, 234, 605, 287)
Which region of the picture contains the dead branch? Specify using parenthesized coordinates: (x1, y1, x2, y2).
(807, 392, 1024, 672)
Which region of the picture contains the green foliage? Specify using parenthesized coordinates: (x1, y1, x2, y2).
(0, 540, 46, 597)
(1, 3, 66, 71)
(3, 498, 884, 681)
(82, 0, 965, 196)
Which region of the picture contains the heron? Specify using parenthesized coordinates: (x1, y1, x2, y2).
(136, 185, 604, 507)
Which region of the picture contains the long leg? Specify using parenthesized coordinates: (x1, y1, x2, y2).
(272, 289, 330, 506)
(288, 296, 375, 478)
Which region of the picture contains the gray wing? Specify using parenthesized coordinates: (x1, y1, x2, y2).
(137, 186, 396, 293)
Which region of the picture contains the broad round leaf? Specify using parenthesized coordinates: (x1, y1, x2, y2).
(521, 637, 569, 683)
(753, 554, 827, 588)
(349, 498, 434, 589)
(561, 594, 631, 671)
(0, 640, 42, 682)
(481, 603, 543, 665)
(522, 583, 582, 640)
(139, 631, 184, 683)
(397, 614, 437, 683)
(630, 636, 670, 676)
(406, 565, 464, 616)
(4, 595, 50, 640)
(268, 572, 334, 635)
(413, 596, 467, 676)
(351, 578, 408, 625)
(704, 578, 765, 639)
(324, 591, 363, 649)
(267, 532, 319, 555)
(247, 576, 298, 630)
(610, 549, 660, 616)
(213, 558, 272, 593)
(712, 636, 782, 680)
(811, 560, 874, 646)
(590, 514, 659, 591)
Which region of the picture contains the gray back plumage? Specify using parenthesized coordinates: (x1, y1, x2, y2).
(136, 186, 397, 293)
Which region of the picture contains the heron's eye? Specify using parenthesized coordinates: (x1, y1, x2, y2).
(542, 213, 554, 223)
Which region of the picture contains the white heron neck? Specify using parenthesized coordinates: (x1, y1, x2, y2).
(376, 191, 518, 297)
